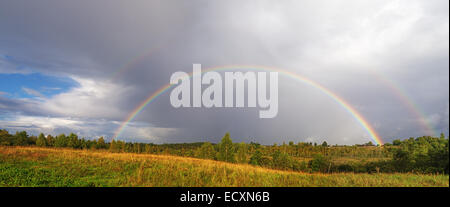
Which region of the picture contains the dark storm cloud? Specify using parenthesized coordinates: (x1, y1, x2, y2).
(0, 0, 448, 144)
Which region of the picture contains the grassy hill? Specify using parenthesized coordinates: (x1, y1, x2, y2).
(0, 146, 448, 187)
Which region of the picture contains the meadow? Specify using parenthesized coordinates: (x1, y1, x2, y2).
(0, 146, 448, 187)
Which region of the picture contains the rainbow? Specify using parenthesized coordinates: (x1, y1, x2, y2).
(113, 65, 384, 145)
(368, 70, 437, 136)
(109, 48, 436, 137)
(109, 41, 168, 81)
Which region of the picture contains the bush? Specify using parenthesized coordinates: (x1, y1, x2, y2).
(309, 154, 331, 173)
(272, 150, 293, 170)
(249, 150, 263, 166)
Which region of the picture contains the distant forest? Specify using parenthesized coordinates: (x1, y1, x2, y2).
(0, 129, 448, 174)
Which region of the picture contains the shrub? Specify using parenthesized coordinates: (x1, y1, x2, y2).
(309, 154, 331, 173)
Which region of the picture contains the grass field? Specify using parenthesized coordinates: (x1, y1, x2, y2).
(0, 146, 448, 187)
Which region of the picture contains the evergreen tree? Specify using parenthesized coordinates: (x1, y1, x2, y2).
(36, 133, 47, 147)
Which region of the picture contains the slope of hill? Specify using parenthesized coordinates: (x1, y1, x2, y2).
(0, 146, 448, 187)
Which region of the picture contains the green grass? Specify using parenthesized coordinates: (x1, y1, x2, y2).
(0, 146, 448, 187)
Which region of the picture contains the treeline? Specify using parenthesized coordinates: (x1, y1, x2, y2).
(0, 130, 108, 149)
(0, 129, 448, 174)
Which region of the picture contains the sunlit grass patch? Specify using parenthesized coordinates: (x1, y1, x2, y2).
(0, 146, 448, 187)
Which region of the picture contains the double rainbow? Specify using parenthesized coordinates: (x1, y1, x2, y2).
(113, 65, 384, 145)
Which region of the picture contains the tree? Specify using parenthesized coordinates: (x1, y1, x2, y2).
(393, 139, 401, 146)
(54, 134, 67, 147)
(14, 131, 30, 146)
(321, 141, 328, 147)
(393, 149, 412, 172)
(272, 150, 293, 170)
(195, 142, 216, 159)
(249, 150, 263, 166)
(236, 142, 248, 163)
(217, 133, 235, 163)
(1, 130, 11, 145)
(67, 133, 80, 149)
(46, 135, 55, 147)
(0, 129, 13, 145)
(144, 144, 151, 153)
(392, 136, 449, 173)
(36, 133, 47, 147)
(0, 129, 9, 137)
(81, 139, 90, 149)
(110, 139, 124, 152)
(309, 154, 331, 173)
(96, 137, 107, 149)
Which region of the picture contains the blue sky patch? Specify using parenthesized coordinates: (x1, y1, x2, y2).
(0, 72, 78, 99)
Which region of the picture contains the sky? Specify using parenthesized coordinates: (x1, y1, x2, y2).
(0, 0, 448, 145)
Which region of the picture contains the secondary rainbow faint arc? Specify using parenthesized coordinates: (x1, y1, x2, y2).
(113, 65, 383, 145)
(368, 70, 437, 136)
(109, 41, 168, 81)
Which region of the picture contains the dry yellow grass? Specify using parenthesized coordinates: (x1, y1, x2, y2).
(0, 146, 448, 187)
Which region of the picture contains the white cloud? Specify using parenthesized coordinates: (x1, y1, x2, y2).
(116, 122, 178, 143)
(35, 76, 134, 120)
(22, 87, 44, 98)
(0, 115, 177, 142)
